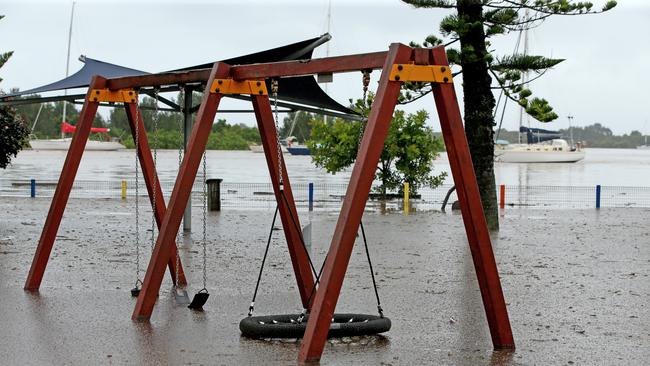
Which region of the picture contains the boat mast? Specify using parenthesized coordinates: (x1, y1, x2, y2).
(518, 11, 530, 144)
(61, 1, 75, 138)
(567, 115, 574, 146)
(323, 0, 332, 125)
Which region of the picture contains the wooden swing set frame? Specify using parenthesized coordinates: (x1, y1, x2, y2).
(24, 43, 514, 363)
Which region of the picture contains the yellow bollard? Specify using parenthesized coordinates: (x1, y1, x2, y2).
(403, 182, 409, 215)
(121, 180, 127, 200)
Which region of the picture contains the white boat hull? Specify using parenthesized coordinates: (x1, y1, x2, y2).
(495, 149, 585, 163)
(29, 138, 125, 151)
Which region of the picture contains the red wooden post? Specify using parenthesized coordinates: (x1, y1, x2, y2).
(298, 43, 413, 362)
(24, 76, 106, 290)
(124, 103, 186, 286)
(132, 62, 230, 320)
(429, 47, 514, 348)
(250, 94, 315, 308)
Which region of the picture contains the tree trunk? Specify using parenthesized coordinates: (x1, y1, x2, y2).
(457, 0, 499, 231)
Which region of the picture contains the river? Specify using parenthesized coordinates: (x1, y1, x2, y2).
(2, 148, 649, 187)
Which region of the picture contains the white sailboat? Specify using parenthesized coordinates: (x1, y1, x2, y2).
(28, 1, 125, 152)
(494, 21, 584, 164)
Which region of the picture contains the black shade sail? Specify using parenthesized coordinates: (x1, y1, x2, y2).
(1, 34, 354, 115)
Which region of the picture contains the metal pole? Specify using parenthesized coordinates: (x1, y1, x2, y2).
(183, 85, 193, 232)
(61, 1, 75, 138)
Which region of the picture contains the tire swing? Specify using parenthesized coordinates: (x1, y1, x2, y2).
(239, 78, 390, 339)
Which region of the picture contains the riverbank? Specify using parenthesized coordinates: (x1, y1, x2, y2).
(0, 197, 648, 365)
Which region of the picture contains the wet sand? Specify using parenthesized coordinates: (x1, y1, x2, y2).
(0, 197, 648, 365)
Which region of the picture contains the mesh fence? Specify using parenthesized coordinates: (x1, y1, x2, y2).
(1, 179, 649, 210)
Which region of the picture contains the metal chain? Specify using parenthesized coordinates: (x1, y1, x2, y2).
(359, 70, 371, 146)
(271, 79, 283, 187)
(362, 69, 371, 113)
(151, 89, 159, 252)
(175, 88, 184, 289)
(134, 98, 141, 285)
(202, 150, 208, 289)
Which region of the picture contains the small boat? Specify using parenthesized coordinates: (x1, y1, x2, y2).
(285, 136, 310, 155)
(248, 144, 264, 153)
(495, 139, 585, 163)
(29, 122, 125, 151)
(29, 137, 125, 151)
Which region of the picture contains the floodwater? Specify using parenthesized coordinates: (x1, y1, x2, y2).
(3, 147, 650, 187)
(0, 198, 648, 365)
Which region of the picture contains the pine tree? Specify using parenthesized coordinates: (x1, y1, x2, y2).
(401, 0, 617, 230)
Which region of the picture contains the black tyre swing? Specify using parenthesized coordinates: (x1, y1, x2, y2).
(239, 195, 391, 339)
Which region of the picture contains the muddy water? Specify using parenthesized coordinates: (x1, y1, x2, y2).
(4, 147, 650, 186)
(0, 198, 648, 365)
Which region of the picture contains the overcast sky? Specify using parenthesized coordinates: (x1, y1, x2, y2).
(1, 0, 649, 135)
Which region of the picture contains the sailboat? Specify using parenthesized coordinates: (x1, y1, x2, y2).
(493, 17, 584, 164)
(495, 126, 585, 163)
(637, 136, 650, 150)
(28, 1, 125, 151)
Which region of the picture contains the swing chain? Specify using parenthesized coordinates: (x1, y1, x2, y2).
(271, 79, 283, 188)
(151, 88, 160, 251)
(202, 148, 208, 289)
(134, 96, 141, 284)
(175, 87, 184, 289)
(359, 70, 372, 147)
(362, 69, 371, 113)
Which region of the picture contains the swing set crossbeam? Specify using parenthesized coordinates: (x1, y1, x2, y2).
(23, 43, 514, 364)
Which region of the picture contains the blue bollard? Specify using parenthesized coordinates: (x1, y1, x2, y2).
(30, 179, 36, 198)
(308, 182, 314, 212)
(596, 185, 601, 209)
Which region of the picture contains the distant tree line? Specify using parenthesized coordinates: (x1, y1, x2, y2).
(495, 123, 648, 149)
(11, 94, 264, 150)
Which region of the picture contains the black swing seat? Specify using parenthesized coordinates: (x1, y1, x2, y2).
(239, 313, 391, 339)
(188, 289, 210, 310)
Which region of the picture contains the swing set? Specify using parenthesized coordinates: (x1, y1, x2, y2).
(23, 43, 514, 363)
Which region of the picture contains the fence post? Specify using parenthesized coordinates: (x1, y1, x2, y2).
(206, 178, 223, 211)
(403, 182, 410, 215)
(121, 180, 127, 200)
(30, 179, 36, 198)
(596, 185, 601, 209)
(308, 182, 314, 212)
(499, 184, 505, 209)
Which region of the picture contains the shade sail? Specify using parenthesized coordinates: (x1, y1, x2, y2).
(2, 34, 354, 115)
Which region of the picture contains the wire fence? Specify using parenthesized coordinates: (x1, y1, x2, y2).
(2, 178, 650, 211)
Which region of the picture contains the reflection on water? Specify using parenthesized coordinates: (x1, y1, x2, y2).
(3, 148, 650, 187)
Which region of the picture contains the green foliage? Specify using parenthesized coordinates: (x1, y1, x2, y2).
(308, 94, 446, 197)
(1, 14, 30, 168)
(0, 105, 29, 168)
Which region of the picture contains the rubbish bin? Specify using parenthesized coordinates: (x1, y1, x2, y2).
(206, 178, 223, 211)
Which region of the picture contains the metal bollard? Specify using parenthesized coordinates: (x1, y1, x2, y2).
(596, 185, 601, 209)
(308, 182, 314, 212)
(121, 180, 127, 200)
(206, 178, 223, 211)
(30, 179, 36, 198)
(500, 184, 505, 209)
(403, 182, 410, 215)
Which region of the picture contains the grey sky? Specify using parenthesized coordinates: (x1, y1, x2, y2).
(1, 0, 648, 135)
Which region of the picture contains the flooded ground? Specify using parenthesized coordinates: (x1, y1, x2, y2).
(0, 197, 648, 365)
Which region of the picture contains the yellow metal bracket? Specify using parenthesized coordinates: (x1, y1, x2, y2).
(89, 89, 138, 103)
(210, 79, 268, 95)
(389, 64, 453, 84)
